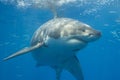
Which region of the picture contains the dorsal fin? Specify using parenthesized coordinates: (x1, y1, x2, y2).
(47, 1, 58, 18)
(52, 7, 57, 18)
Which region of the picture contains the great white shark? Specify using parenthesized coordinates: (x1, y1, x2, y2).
(3, 17, 101, 80)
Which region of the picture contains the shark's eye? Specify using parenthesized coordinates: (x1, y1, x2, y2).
(82, 29, 85, 32)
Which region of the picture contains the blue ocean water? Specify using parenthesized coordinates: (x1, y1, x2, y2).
(0, 0, 120, 80)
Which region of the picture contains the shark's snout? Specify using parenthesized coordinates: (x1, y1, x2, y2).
(82, 30, 101, 42)
(96, 31, 101, 37)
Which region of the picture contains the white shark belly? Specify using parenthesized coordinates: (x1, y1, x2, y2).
(32, 37, 86, 66)
(32, 46, 71, 66)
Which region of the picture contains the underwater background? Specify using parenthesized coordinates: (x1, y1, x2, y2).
(0, 0, 120, 80)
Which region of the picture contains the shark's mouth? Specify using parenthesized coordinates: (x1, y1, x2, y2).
(79, 38, 88, 43)
(77, 38, 89, 44)
(67, 36, 88, 43)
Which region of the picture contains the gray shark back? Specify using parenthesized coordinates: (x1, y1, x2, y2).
(31, 18, 99, 46)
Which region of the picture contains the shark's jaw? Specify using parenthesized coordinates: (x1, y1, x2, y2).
(66, 35, 88, 44)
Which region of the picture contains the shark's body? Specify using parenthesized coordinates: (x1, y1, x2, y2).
(3, 18, 101, 80)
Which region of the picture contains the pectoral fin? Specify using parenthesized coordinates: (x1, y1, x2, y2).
(63, 56, 84, 80)
(3, 42, 43, 61)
